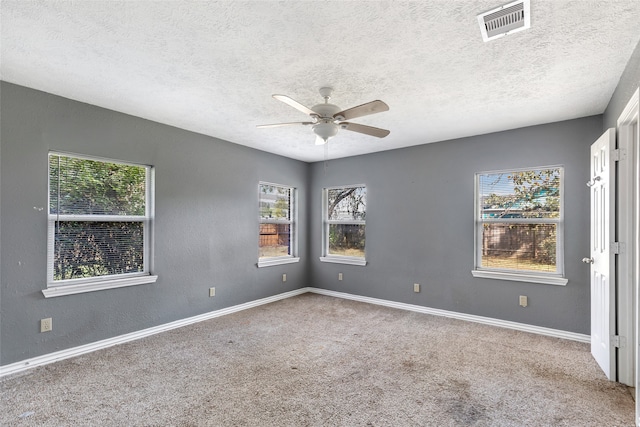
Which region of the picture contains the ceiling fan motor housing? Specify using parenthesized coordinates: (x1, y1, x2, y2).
(311, 103, 341, 119)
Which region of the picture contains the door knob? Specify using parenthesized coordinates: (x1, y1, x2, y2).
(582, 257, 594, 264)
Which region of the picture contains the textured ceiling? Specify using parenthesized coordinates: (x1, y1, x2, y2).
(2, 1, 640, 162)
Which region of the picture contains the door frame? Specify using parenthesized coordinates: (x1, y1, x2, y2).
(617, 88, 639, 389)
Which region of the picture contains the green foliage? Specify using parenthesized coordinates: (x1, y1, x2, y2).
(49, 155, 147, 280)
(329, 224, 365, 255)
(54, 221, 144, 280)
(259, 184, 290, 219)
(537, 227, 557, 265)
(484, 168, 560, 218)
(273, 198, 289, 218)
(508, 169, 560, 218)
(50, 155, 146, 216)
(259, 203, 272, 218)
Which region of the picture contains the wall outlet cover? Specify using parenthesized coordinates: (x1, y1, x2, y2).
(40, 318, 52, 333)
(519, 295, 528, 307)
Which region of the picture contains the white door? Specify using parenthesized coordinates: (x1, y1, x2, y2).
(589, 128, 616, 380)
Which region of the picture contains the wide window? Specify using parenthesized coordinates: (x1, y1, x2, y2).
(258, 182, 299, 267)
(321, 185, 367, 266)
(472, 166, 567, 285)
(45, 153, 156, 297)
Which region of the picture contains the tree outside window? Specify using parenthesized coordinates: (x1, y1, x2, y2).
(476, 167, 563, 275)
(48, 153, 152, 283)
(325, 186, 366, 259)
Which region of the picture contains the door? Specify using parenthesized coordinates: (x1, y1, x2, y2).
(589, 128, 616, 380)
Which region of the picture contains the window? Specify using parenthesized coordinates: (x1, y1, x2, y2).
(472, 166, 567, 285)
(320, 185, 367, 266)
(44, 153, 156, 297)
(257, 182, 299, 267)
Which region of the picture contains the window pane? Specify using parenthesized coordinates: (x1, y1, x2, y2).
(327, 187, 366, 221)
(259, 184, 291, 221)
(259, 223, 291, 258)
(54, 221, 144, 280)
(49, 154, 146, 216)
(328, 224, 365, 257)
(481, 223, 557, 272)
(479, 169, 560, 219)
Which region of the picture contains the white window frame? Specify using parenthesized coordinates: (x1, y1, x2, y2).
(257, 182, 299, 268)
(43, 152, 157, 298)
(320, 184, 367, 266)
(471, 165, 567, 286)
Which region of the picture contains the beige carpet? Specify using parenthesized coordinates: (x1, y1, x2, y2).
(0, 293, 635, 426)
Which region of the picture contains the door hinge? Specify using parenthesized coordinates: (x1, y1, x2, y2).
(611, 335, 626, 348)
(611, 242, 623, 254)
(612, 148, 626, 161)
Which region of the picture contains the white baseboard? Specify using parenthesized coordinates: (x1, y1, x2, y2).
(306, 288, 590, 343)
(0, 288, 308, 378)
(0, 286, 588, 377)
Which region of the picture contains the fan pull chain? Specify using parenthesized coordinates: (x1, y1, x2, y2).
(324, 142, 329, 174)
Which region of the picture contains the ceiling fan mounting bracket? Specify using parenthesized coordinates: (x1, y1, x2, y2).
(318, 87, 333, 101)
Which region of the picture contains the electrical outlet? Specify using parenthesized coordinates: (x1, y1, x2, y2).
(282, 273, 287, 282)
(209, 287, 216, 297)
(40, 317, 52, 333)
(519, 295, 528, 307)
(338, 273, 343, 281)
(414, 283, 420, 293)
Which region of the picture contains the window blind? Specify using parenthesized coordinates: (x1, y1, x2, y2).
(259, 183, 294, 259)
(49, 154, 149, 282)
(476, 167, 562, 275)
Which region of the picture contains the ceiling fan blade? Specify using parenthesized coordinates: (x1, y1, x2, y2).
(334, 100, 389, 121)
(341, 122, 390, 138)
(273, 95, 316, 116)
(256, 122, 313, 128)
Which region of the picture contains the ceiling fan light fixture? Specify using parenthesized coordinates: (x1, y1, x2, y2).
(313, 122, 339, 143)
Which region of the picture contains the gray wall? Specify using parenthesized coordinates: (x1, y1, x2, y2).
(309, 116, 602, 334)
(3, 37, 638, 365)
(0, 82, 310, 365)
(604, 38, 640, 129)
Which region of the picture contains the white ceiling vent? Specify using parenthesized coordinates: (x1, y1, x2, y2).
(478, 0, 530, 42)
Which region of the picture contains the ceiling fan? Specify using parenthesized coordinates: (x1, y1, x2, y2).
(257, 87, 390, 145)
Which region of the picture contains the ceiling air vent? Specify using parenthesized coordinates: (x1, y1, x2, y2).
(477, 0, 530, 42)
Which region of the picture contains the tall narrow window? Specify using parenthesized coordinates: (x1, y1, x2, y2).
(45, 153, 156, 297)
(472, 166, 566, 285)
(258, 182, 299, 267)
(321, 185, 367, 266)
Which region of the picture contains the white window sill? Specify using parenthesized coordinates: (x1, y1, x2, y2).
(42, 274, 158, 298)
(257, 257, 300, 268)
(471, 270, 568, 286)
(320, 256, 367, 266)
